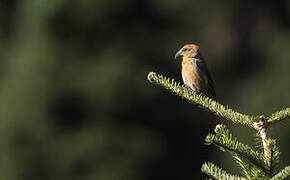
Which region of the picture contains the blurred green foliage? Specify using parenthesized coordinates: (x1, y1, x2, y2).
(0, 0, 289, 180)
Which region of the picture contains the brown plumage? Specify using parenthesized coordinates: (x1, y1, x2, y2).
(175, 44, 216, 100)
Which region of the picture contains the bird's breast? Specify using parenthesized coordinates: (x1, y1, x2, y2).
(181, 59, 206, 90)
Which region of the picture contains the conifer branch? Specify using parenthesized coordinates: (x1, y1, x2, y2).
(268, 108, 290, 124)
(147, 72, 257, 127)
(269, 166, 290, 180)
(206, 124, 267, 173)
(147, 71, 289, 179)
(201, 162, 246, 180)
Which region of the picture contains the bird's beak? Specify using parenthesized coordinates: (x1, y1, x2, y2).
(175, 50, 183, 59)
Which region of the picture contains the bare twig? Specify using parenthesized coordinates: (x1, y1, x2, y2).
(252, 116, 272, 173)
(253, 116, 269, 156)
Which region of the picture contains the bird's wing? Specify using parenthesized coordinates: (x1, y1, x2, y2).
(195, 58, 216, 100)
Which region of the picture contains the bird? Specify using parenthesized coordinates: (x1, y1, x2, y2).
(175, 44, 216, 100)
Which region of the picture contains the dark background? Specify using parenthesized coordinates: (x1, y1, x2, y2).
(0, 0, 290, 179)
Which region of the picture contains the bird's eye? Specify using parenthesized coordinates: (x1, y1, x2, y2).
(183, 48, 189, 51)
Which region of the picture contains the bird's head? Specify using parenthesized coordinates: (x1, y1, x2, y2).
(175, 44, 200, 60)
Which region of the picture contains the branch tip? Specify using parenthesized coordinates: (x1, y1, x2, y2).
(147, 72, 156, 82)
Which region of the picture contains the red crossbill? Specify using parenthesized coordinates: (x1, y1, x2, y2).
(175, 44, 216, 100)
